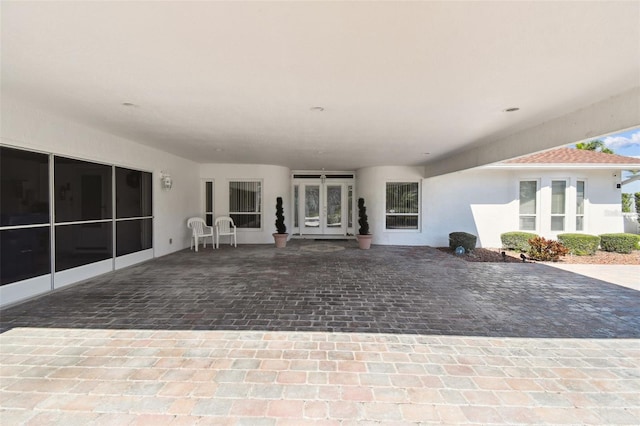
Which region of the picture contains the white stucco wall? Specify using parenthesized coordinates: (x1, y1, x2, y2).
(1, 98, 201, 257)
(424, 167, 625, 248)
(357, 166, 426, 245)
(507, 169, 623, 240)
(199, 164, 291, 244)
(423, 170, 513, 248)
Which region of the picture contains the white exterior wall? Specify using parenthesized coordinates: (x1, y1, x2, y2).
(423, 170, 513, 248)
(529, 169, 623, 239)
(1, 100, 200, 256)
(357, 166, 426, 246)
(424, 167, 625, 248)
(199, 164, 291, 244)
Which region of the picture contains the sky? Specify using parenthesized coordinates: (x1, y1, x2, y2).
(574, 127, 640, 194)
(603, 128, 640, 194)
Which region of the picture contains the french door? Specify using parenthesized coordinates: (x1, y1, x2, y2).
(294, 175, 354, 236)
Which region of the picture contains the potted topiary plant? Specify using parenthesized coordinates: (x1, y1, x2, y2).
(273, 196, 288, 248)
(356, 197, 372, 249)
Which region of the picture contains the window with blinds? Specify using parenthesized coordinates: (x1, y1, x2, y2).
(519, 180, 538, 231)
(551, 180, 566, 231)
(385, 182, 419, 230)
(229, 181, 262, 229)
(576, 180, 585, 231)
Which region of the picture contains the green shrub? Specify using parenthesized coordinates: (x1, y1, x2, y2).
(557, 233, 600, 256)
(527, 236, 569, 262)
(449, 232, 477, 252)
(500, 231, 538, 252)
(599, 233, 640, 254)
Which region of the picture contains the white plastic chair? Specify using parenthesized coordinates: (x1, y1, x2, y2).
(187, 217, 214, 252)
(215, 216, 237, 249)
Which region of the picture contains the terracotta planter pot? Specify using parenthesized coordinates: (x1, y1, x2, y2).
(273, 233, 288, 248)
(356, 234, 373, 250)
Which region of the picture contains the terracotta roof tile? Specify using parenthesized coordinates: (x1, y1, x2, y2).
(504, 147, 640, 165)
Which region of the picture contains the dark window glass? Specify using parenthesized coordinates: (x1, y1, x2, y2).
(292, 174, 322, 179)
(1, 227, 51, 286)
(294, 185, 299, 228)
(54, 157, 112, 222)
(325, 174, 355, 179)
(205, 181, 213, 226)
(348, 185, 353, 228)
(55, 222, 112, 272)
(206, 182, 213, 211)
(116, 168, 152, 218)
(385, 216, 419, 229)
(0, 147, 50, 226)
(116, 218, 152, 257)
(230, 214, 261, 229)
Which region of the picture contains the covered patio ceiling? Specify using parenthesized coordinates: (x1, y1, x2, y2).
(2, 1, 639, 172)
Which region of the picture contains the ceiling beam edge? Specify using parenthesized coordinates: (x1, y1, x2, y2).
(424, 87, 640, 178)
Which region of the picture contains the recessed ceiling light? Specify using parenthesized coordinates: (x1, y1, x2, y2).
(310, 106, 325, 112)
(423, 152, 431, 155)
(121, 102, 137, 107)
(504, 107, 520, 112)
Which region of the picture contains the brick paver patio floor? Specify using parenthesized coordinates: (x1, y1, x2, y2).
(1, 241, 639, 424)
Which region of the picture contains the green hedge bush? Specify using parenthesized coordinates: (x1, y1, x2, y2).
(557, 233, 600, 256)
(527, 236, 569, 262)
(599, 233, 640, 254)
(500, 231, 538, 252)
(449, 232, 477, 252)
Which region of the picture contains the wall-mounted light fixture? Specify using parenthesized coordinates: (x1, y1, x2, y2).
(160, 171, 173, 190)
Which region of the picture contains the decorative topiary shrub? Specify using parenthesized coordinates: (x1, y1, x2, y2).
(557, 233, 600, 256)
(449, 232, 477, 252)
(500, 231, 538, 252)
(274, 196, 287, 234)
(357, 198, 369, 235)
(599, 233, 640, 254)
(527, 236, 569, 262)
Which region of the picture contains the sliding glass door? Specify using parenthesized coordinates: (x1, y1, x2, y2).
(0, 146, 154, 306)
(115, 167, 153, 268)
(0, 147, 52, 303)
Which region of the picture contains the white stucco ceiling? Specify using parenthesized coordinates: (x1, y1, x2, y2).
(2, 1, 639, 170)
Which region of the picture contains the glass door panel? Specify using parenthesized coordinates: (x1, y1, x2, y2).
(304, 185, 321, 233)
(325, 185, 342, 231)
